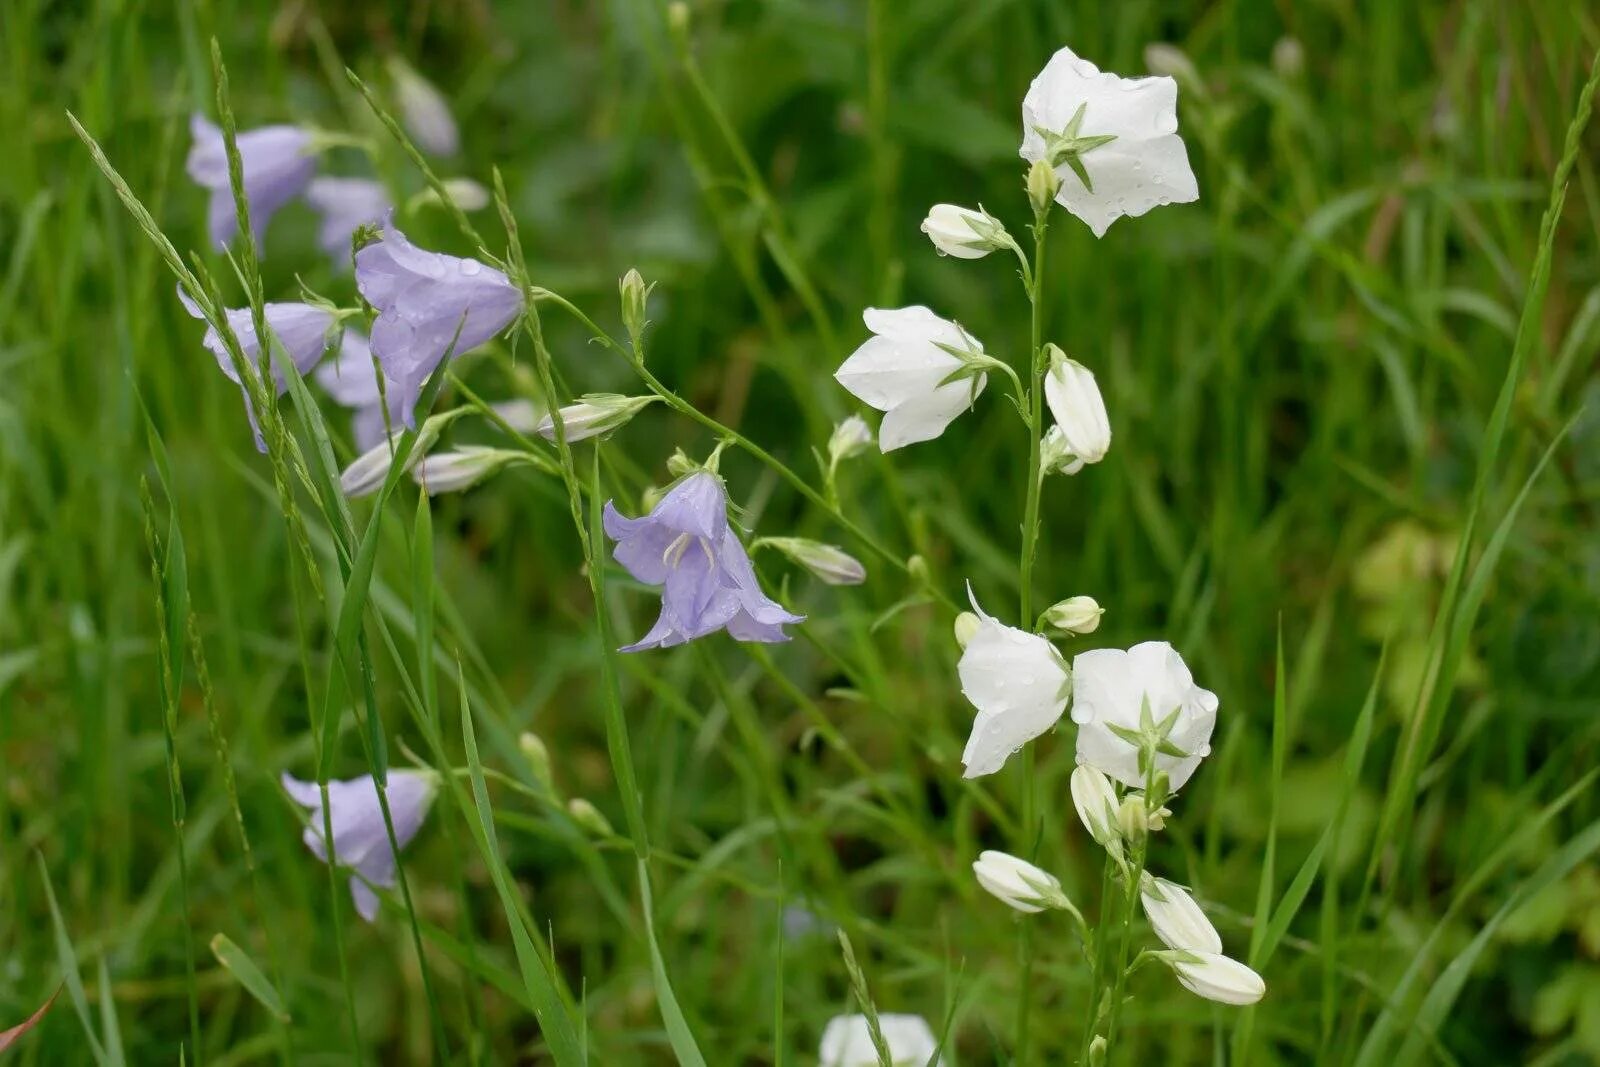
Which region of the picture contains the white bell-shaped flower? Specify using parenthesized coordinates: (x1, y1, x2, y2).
(1019, 45, 1199, 237)
(1165, 952, 1266, 1006)
(835, 307, 987, 451)
(1071, 641, 1217, 790)
(958, 586, 1071, 778)
(1141, 875, 1223, 954)
(819, 1013, 941, 1067)
(920, 203, 1009, 259)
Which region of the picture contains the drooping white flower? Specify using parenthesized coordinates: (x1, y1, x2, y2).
(972, 850, 1066, 913)
(1071, 641, 1218, 790)
(1044, 594, 1103, 634)
(920, 203, 1010, 259)
(1043, 348, 1110, 473)
(1019, 45, 1199, 237)
(958, 586, 1071, 778)
(1164, 952, 1266, 1006)
(835, 307, 988, 451)
(1141, 875, 1223, 954)
(281, 770, 439, 922)
(1070, 763, 1122, 852)
(535, 394, 658, 443)
(819, 1013, 941, 1067)
(389, 57, 459, 157)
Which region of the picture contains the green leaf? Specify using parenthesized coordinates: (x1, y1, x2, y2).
(209, 934, 289, 1022)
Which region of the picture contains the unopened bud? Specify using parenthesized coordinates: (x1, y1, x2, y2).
(567, 798, 613, 838)
(760, 538, 866, 586)
(1088, 1036, 1108, 1066)
(518, 732, 554, 793)
(1117, 796, 1150, 846)
(1144, 43, 1200, 89)
(1271, 37, 1305, 78)
(827, 415, 874, 465)
(619, 269, 653, 346)
(1044, 595, 1103, 635)
(953, 612, 981, 649)
(536, 393, 658, 443)
(1027, 157, 1061, 217)
(666, 1, 690, 36)
(411, 178, 490, 212)
(412, 446, 524, 495)
(665, 449, 698, 478)
(920, 203, 1012, 259)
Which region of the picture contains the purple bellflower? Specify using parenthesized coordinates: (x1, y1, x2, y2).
(316, 330, 408, 450)
(282, 770, 438, 922)
(177, 286, 334, 451)
(603, 471, 804, 651)
(305, 177, 391, 265)
(186, 114, 316, 250)
(354, 217, 524, 426)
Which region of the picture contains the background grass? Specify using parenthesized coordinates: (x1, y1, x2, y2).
(3, 0, 1600, 1063)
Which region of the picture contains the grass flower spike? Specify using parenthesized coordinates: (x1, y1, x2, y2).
(819, 1013, 941, 1066)
(186, 114, 315, 249)
(603, 470, 804, 651)
(1019, 45, 1199, 236)
(958, 586, 1071, 778)
(835, 306, 988, 451)
(281, 770, 438, 922)
(355, 216, 524, 425)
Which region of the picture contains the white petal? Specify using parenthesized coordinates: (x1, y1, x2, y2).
(959, 602, 1070, 778)
(835, 333, 958, 411)
(878, 376, 986, 451)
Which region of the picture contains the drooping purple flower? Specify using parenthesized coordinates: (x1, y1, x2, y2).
(185, 114, 316, 250)
(602, 471, 804, 651)
(305, 177, 391, 265)
(176, 286, 335, 450)
(354, 217, 524, 426)
(315, 330, 407, 449)
(281, 770, 438, 923)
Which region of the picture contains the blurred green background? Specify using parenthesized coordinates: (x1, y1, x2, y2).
(2, 0, 1599, 1063)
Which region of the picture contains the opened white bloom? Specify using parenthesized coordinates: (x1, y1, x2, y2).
(281, 770, 438, 922)
(412, 446, 524, 495)
(828, 414, 875, 465)
(835, 307, 988, 451)
(1070, 764, 1122, 852)
(1071, 641, 1218, 790)
(1043, 349, 1110, 473)
(759, 538, 867, 586)
(972, 850, 1065, 913)
(819, 1013, 941, 1067)
(920, 203, 1011, 259)
(1044, 594, 1103, 634)
(536, 394, 658, 443)
(958, 587, 1071, 778)
(389, 57, 459, 157)
(1019, 45, 1199, 237)
(1141, 875, 1222, 954)
(1164, 952, 1266, 1006)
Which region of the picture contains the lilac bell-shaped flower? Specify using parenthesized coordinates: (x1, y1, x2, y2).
(186, 114, 316, 250)
(176, 286, 335, 451)
(305, 177, 391, 265)
(602, 471, 804, 651)
(354, 217, 524, 425)
(281, 770, 438, 922)
(315, 330, 408, 450)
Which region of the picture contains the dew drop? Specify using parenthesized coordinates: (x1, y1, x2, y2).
(459, 260, 482, 276)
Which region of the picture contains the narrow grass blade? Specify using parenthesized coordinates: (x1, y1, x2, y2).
(638, 861, 710, 1067)
(35, 854, 108, 1065)
(210, 934, 290, 1023)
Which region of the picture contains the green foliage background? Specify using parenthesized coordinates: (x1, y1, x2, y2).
(2, 0, 1599, 1063)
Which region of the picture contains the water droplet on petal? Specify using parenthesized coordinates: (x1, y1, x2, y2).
(460, 260, 481, 276)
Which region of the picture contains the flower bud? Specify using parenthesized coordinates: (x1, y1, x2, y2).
(971, 850, 1067, 913)
(827, 415, 874, 466)
(1116, 795, 1150, 847)
(412, 178, 490, 213)
(387, 56, 459, 157)
(536, 393, 657, 443)
(1144, 43, 1200, 88)
(339, 408, 460, 497)
(1044, 595, 1103, 635)
(665, 449, 698, 478)
(1027, 157, 1061, 217)
(919, 204, 1011, 259)
(1039, 425, 1075, 477)
(953, 612, 981, 649)
(1271, 37, 1305, 78)
(491, 398, 544, 435)
(1070, 764, 1121, 852)
(760, 538, 866, 586)
(619, 269, 653, 345)
(566, 798, 614, 838)
(1042, 346, 1110, 473)
(1163, 951, 1266, 1006)
(412, 446, 523, 495)
(1140, 875, 1223, 954)
(518, 731, 555, 793)
(1087, 1036, 1108, 1066)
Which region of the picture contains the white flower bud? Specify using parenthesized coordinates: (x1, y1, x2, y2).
(1043, 347, 1110, 472)
(339, 409, 459, 497)
(1144, 43, 1200, 88)
(760, 538, 866, 586)
(491, 398, 544, 434)
(1164, 952, 1266, 1006)
(1026, 157, 1061, 218)
(1272, 37, 1305, 78)
(412, 178, 490, 213)
(827, 415, 874, 465)
(1116, 795, 1151, 846)
(1070, 764, 1121, 852)
(971, 850, 1066, 914)
(518, 732, 554, 793)
(619, 268, 653, 344)
(1141, 875, 1223, 954)
(566, 798, 614, 838)
(388, 57, 459, 157)
(412, 446, 523, 496)
(1039, 425, 1077, 476)
(536, 394, 657, 443)
(920, 203, 1010, 259)
(953, 611, 981, 649)
(1044, 595, 1103, 635)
